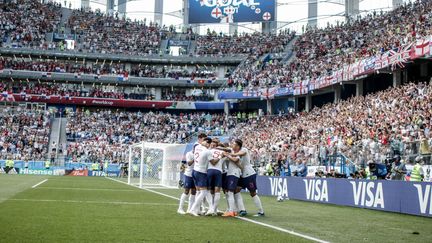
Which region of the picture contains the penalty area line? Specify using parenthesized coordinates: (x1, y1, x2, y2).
(105, 177, 329, 243)
(32, 179, 48, 188)
(105, 177, 179, 201)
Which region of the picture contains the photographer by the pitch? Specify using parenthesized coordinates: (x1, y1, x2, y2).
(390, 155, 407, 180)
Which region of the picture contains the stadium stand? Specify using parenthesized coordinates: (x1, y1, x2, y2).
(0, 0, 62, 49)
(195, 30, 295, 56)
(0, 57, 217, 79)
(233, 81, 432, 170)
(0, 0, 431, 181)
(229, 0, 432, 90)
(65, 110, 238, 163)
(0, 106, 51, 161)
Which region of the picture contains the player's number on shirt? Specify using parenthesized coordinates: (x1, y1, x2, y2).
(213, 150, 222, 158)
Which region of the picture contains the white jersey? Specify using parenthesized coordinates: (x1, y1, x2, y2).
(226, 156, 241, 178)
(239, 148, 256, 178)
(221, 157, 228, 174)
(193, 144, 212, 174)
(207, 149, 223, 172)
(184, 151, 194, 177)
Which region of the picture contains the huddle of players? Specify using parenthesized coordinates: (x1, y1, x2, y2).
(177, 134, 265, 217)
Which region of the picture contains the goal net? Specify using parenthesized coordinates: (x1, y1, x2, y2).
(127, 142, 187, 188)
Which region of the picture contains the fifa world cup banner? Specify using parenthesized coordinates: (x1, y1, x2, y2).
(188, 0, 275, 24)
(256, 176, 432, 217)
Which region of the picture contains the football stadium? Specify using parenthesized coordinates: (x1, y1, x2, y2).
(1, 0, 432, 242)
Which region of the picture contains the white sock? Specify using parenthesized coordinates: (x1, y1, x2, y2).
(205, 193, 213, 211)
(191, 190, 207, 213)
(225, 193, 230, 211)
(227, 191, 236, 212)
(212, 192, 221, 212)
(178, 193, 188, 211)
(187, 194, 196, 212)
(235, 193, 246, 211)
(252, 195, 264, 213)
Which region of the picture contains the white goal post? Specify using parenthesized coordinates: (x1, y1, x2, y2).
(127, 142, 187, 188)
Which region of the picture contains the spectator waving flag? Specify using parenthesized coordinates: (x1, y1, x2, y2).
(389, 43, 413, 70)
(412, 38, 430, 58)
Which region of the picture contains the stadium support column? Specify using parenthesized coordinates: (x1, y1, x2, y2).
(154, 88, 162, 100)
(266, 99, 273, 115)
(118, 0, 127, 17)
(229, 23, 238, 36)
(305, 94, 312, 112)
(308, 0, 318, 28)
(81, 0, 90, 9)
(106, 0, 115, 15)
(262, 21, 277, 35)
(154, 0, 163, 27)
(224, 101, 230, 118)
(262, 0, 277, 35)
(183, 0, 199, 34)
(356, 79, 364, 97)
(393, 70, 401, 87)
(392, 0, 403, 9)
(334, 85, 341, 103)
(345, 0, 359, 22)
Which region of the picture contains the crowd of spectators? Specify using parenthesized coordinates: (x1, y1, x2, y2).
(232, 82, 432, 170)
(65, 110, 237, 163)
(66, 9, 168, 55)
(195, 30, 295, 56)
(0, 80, 155, 100)
(0, 57, 218, 79)
(0, 79, 219, 101)
(0, 107, 51, 161)
(230, 0, 432, 89)
(0, 0, 62, 49)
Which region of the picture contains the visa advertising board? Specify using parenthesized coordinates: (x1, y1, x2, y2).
(257, 176, 432, 217)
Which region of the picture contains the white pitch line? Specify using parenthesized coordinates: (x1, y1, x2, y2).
(236, 217, 329, 243)
(31, 179, 48, 188)
(6, 198, 178, 206)
(36, 187, 135, 192)
(105, 177, 329, 243)
(105, 177, 179, 201)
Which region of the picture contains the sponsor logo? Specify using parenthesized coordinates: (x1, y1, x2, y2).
(89, 171, 119, 177)
(69, 169, 88, 176)
(91, 100, 114, 106)
(304, 179, 328, 202)
(200, 0, 260, 8)
(268, 177, 288, 197)
(19, 169, 65, 176)
(350, 181, 384, 208)
(413, 184, 432, 215)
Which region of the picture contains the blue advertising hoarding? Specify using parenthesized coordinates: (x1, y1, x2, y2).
(188, 0, 275, 24)
(257, 176, 432, 217)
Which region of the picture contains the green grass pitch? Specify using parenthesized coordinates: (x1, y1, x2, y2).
(0, 175, 431, 243)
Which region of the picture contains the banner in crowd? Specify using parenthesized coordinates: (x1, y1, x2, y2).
(256, 176, 432, 217)
(6, 94, 225, 110)
(188, 0, 276, 24)
(220, 35, 432, 100)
